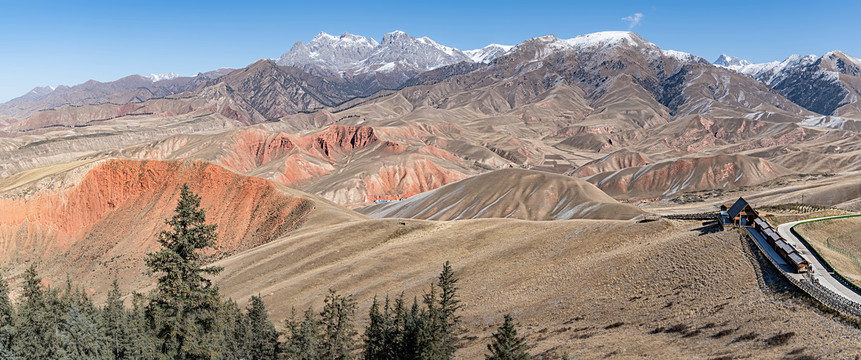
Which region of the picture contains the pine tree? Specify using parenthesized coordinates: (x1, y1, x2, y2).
(102, 278, 131, 359)
(380, 296, 401, 359)
(145, 184, 223, 359)
(247, 295, 280, 360)
(127, 292, 158, 359)
(218, 299, 250, 360)
(57, 303, 110, 359)
(400, 297, 427, 360)
(319, 290, 357, 360)
(0, 270, 15, 359)
(285, 307, 321, 360)
(435, 261, 461, 359)
(485, 314, 529, 360)
(420, 285, 442, 360)
(13, 265, 59, 359)
(363, 296, 387, 360)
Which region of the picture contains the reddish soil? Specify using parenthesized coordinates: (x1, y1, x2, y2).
(0, 159, 315, 295)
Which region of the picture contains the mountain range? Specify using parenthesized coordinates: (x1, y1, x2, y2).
(714, 51, 861, 120)
(3, 30, 861, 203)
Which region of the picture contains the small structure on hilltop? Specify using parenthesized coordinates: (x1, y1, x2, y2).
(721, 197, 758, 227)
(719, 197, 811, 274)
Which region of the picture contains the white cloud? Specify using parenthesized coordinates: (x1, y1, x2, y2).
(622, 13, 643, 29)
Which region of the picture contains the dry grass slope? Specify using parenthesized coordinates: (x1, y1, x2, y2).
(212, 218, 860, 359)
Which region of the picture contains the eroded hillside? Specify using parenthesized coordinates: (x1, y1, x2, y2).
(0, 158, 361, 297)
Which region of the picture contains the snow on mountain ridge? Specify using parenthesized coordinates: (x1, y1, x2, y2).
(278, 30, 478, 74)
(464, 44, 514, 63)
(732, 54, 825, 85)
(663, 49, 703, 63)
(145, 72, 181, 82)
(713, 54, 753, 70)
(560, 31, 642, 49)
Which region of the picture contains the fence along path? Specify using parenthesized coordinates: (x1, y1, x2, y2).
(745, 226, 861, 318)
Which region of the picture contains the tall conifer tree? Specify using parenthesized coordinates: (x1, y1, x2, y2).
(13, 265, 59, 359)
(319, 290, 357, 360)
(145, 183, 223, 359)
(436, 261, 461, 359)
(247, 295, 280, 360)
(285, 308, 321, 360)
(102, 278, 131, 359)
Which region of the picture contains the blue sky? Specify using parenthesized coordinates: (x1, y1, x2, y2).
(1, 0, 859, 103)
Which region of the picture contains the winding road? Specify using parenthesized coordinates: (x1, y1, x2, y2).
(774, 216, 861, 305)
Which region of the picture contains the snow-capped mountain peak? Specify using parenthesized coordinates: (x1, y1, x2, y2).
(278, 30, 473, 74)
(145, 72, 181, 82)
(713, 54, 752, 69)
(558, 31, 644, 50)
(464, 44, 514, 63)
(278, 31, 379, 70)
(822, 50, 861, 76)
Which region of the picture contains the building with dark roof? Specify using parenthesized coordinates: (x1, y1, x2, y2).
(726, 197, 757, 227)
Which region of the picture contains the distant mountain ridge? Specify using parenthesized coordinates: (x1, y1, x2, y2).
(1, 30, 515, 119)
(3, 29, 860, 126)
(0, 68, 234, 118)
(275, 30, 513, 75)
(714, 51, 861, 118)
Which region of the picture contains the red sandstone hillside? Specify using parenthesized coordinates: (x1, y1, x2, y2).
(0, 158, 363, 297)
(358, 168, 646, 220)
(100, 124, 519, 206)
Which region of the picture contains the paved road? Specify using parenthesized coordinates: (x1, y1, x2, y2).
(775, 216, 861, 305)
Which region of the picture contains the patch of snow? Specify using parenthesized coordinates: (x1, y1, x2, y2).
(375, 62, 397, 73)
(799, 115, 852, 130)
(663, 49, 700, 63)
(145, 72, 181, 82)
(713, 54, 752, 69)
(558, 31, 640, 50)
(464, 44, 514, 63)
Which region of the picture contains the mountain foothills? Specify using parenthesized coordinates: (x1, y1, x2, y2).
(4, 30, 861, 358)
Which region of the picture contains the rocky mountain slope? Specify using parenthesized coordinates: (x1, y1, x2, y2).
(276, 31, 511, 86)
(717, 51, 861, 120)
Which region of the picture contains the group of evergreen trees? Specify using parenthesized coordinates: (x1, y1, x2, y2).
(360, 261, 460, 360)
(0, 184, 530, 359)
